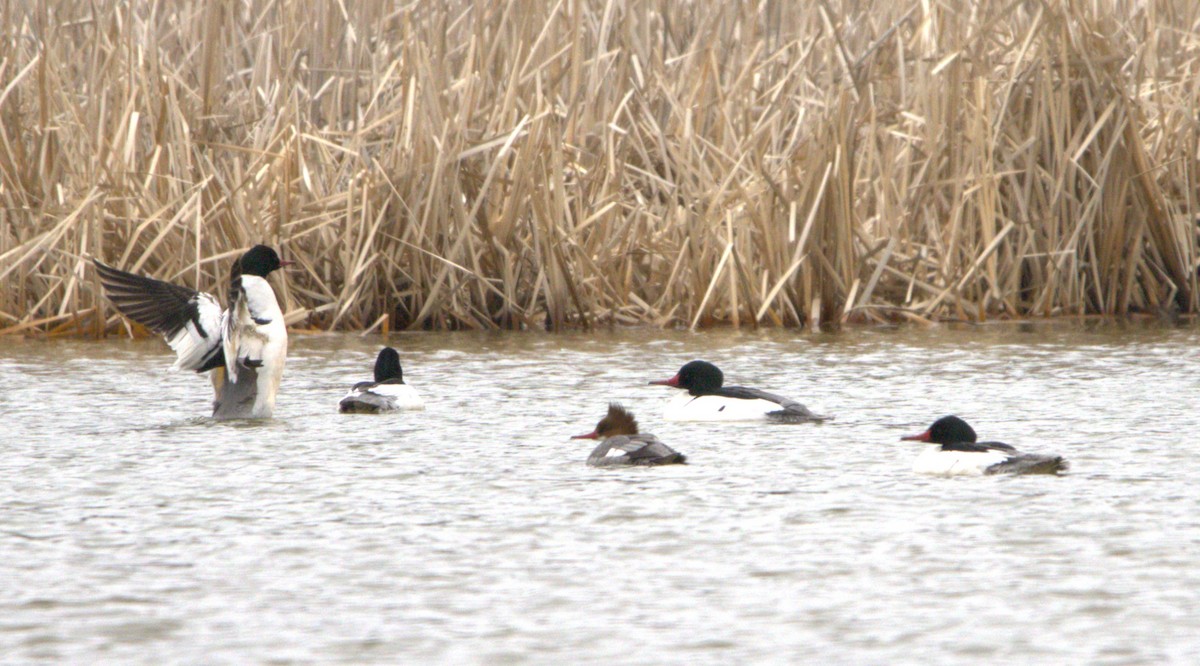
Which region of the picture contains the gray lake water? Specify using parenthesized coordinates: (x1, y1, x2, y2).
(2, 323, 1199, 664)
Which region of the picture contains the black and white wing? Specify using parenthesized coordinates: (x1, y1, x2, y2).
(94, 259, 224, 372)
(339, 381, 395, 413)
(586, 435, 638, 464)
(605, 435, 647, 454)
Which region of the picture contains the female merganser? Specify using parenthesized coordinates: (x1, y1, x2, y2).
(571, 403, 686, 466)
(901, 415, 1068, 476)
(339, 347, 425, 413)
(94, 245, 290, 420)
(648, 360, 826, 423)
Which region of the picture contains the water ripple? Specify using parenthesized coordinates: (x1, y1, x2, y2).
(1, 324, 1199, 662)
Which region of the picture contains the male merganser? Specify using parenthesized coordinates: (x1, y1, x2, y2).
(339, 347, 425, 413)
(901, 415, 1068, 476)
(648, 360, 826, 423)
(571, 403, 686, 466)
(94, 245, 290, 420)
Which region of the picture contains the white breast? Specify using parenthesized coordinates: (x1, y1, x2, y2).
(912, 448, 1010, 476)
(240, 275, 284, 321)
(661, 392, 778, 421)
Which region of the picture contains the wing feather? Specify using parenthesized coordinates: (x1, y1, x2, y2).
(222, 281, 244, 383)
(222, 274, 282, 384)
(338, 386, 396, 413)
(94, 259, 223, 372)
(624, 434, 683, 462)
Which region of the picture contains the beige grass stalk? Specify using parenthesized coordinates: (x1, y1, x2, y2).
(1, 1, 1198, 335)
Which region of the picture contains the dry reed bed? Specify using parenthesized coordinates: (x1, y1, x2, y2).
(1, 1, 1199, 334)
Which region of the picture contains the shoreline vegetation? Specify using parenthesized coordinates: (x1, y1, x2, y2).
(2, 2, 1199, 336)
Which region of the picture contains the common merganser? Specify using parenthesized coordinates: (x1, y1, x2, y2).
(339, 347, 425, 413)
(571, 403, 686, 466)
(94, 245, 290, 420)
(901, 415, 1068, 476)
(648, 360, 826, 423)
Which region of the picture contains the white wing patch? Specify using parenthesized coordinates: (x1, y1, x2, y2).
(166, 292, 223, 372)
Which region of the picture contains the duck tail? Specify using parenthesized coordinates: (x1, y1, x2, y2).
(651, 452, 687, 465)
(766, 410, 830, 424)
(987, 454, 1068, 475)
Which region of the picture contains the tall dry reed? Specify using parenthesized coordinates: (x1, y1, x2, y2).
(2, 0, 1199, 335)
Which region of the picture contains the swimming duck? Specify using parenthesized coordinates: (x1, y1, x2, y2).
(901, 415, 1068, 476)
(571, 403, 686, 466)
(94, 245, 290, 419)
(649, 360, 825, 423)
(339, 347, 425, 413)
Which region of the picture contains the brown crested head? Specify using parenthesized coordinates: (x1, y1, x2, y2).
(598, 402, 638, 437)
(571, 402, 639, 439)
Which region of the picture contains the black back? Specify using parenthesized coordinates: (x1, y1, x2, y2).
(943, 440, 1018, 453)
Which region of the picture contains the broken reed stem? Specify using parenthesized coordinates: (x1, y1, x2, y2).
(1, 0, 1199, 336)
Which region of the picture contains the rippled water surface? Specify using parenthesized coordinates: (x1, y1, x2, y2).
(3, 323, 1200, 664)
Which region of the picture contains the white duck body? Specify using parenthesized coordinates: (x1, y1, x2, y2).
(911, 446, 1011, 476)
(662, 392, 786, 422)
